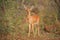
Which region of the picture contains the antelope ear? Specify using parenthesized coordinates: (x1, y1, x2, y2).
(30, 6, 34, 10)
(24, 5, 28, 10)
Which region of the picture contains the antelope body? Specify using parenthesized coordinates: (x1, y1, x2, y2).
(22, 0, 40, 37)
(24, 7, 40, 37)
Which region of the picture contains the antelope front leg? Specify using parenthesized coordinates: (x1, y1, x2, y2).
(28, 24, 31, 37)
(32, 24, 35, 37)
(37, 24, 40, 36)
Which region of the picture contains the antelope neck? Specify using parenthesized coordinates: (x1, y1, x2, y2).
(28, 12, 31, 16)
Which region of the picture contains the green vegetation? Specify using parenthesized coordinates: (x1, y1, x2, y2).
(0, 0, 60, 40)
